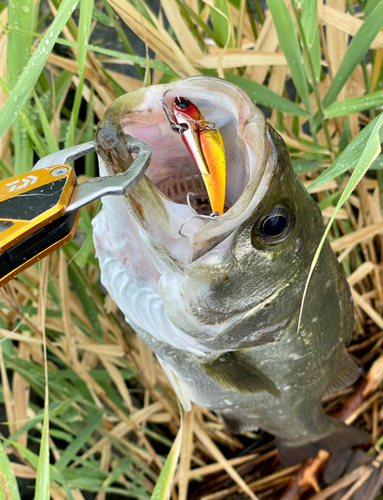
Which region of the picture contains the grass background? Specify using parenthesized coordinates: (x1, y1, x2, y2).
(0, 0, 383, 498)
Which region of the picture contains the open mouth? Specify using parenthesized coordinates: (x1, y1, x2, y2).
(96, 77, 269, 259)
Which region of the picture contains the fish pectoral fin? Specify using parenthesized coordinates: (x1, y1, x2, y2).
(199, 352, 280, 397)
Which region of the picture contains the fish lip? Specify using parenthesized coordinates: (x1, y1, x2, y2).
(96, 76, 270, 265)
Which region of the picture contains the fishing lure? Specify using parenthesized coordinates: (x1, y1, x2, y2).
(163, 93, 227, 216)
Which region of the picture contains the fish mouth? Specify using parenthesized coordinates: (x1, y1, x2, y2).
(96, 76, 271, 263)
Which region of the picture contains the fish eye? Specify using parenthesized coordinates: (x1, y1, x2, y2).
(176, 98, 191, 110)
(263, 213, 287, 236)
(252, 206, 293, 245)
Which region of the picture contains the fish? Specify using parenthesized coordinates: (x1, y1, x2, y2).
(92, 76, 369, 465)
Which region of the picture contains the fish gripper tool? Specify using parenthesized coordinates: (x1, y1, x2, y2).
(0, 136, 151, 286)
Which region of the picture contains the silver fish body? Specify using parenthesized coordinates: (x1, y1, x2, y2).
(92, 76, 369, 463)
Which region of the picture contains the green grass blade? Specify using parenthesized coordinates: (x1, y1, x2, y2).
(303, 28, 321, 83)
(101, 457, 131, 489)
(64, 75, 84, 148)
(8, 400, 75, 442)
(33, 401, 50, 500)
(323, 1, 383, 108)
(92, 6, 113, 27)
(150, 424, 182, 500)
(86, 44, 176, 76)
(365, 0, 380, 18)
(55, 411, 103, 470)
(317, 191, 341, 210)
(267, 0, 311, 113)
(84, 96, 96, 177)
(0, 77, 48, 158)
(299, 114, 383, 336)
(32, 90, 59, 154)
(301, 1, 321, 85)
(101, 67, 127, 97)
(22, 31, 177, 76)
(66, 260, 104, 340)
(77, 0, 94, 75)
(210, 0, 234, 48)
(7, 442, 41, 470)
(0, 158, 14, 178)
(321, 120, 383, 238)
(308, 114, 383, 191)
(225, 73, 308, 117)
(371, 155, 383, 169)
(291, 160, 319, 173)
(338, 116, 351, 151)
(330, 114, 383, 207)
(0, 440, 21, 500)
(0, 0, 80, 141)
(75, 209, 95, 267)
(128, 0, 156, 27)
(54, 70, 74, 108)
(175, 0, 221, 47)
(7, 0, 34, 174)
(301, 0, 317, 48)
(324, 90, 383, 118)
(101, 0, 144, 79)
(9, 440, 74, 500)
(65, 0, 92, 148)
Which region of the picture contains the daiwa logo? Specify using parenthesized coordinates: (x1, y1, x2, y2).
(6, 175, 38, 193)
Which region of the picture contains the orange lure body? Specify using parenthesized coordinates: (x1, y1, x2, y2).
(172, 98, 226, 215)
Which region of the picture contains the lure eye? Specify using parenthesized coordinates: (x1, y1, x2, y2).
(175, 98, 191, 110)
(252, 206, 293, 245)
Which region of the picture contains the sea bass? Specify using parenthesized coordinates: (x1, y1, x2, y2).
(92, 76, 369, 464)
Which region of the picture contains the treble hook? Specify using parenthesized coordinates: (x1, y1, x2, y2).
(160, 89, 186, 135)
(163, 88, 182, 103)
(178, 193, 220, 237)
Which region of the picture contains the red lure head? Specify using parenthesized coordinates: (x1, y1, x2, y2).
(172, 98, 201, 125)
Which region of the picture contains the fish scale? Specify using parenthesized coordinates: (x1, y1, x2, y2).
(93, 76, 369, 465)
